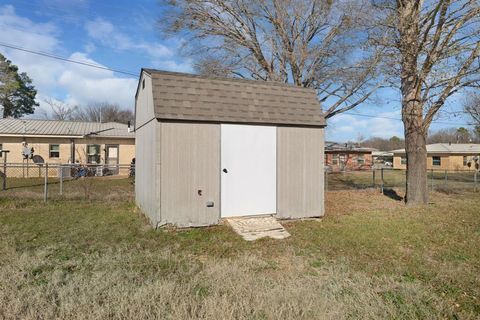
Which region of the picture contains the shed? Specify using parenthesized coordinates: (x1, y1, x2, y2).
(134, 69, 326, 228)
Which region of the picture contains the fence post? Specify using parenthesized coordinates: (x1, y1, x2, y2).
(380, 168, 384, 193)
(444, 170, 447, 187)
(2, 151, 9, 191)
(430, 169, 434, 192)
(44, 163, 48, 203)
(372, 169, 376, 188)
(325, 170, 328, 192)
(474, 171, 478, 192)
(59, 164, 63, 196)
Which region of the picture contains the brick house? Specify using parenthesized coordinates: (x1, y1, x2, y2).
(325, 142, 375, 171)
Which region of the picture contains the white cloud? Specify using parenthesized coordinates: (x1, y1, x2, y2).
(0, 5, 137, 114)
(85, 18, 173, 59)
(152, 59, 194, 74)
(0, 5, 63, 90)
(84, 17, 193, 73)
(59, 53, 137, 108)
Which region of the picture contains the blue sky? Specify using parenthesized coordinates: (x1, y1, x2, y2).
(0, 0, 473, 142)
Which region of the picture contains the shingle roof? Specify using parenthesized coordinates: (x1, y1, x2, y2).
(392, 143, 480, 154)
(0, 118, 134, 138)
(144, 69, 325, 127)
(325, 141, 377, 152)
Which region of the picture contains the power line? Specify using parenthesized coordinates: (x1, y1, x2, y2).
(0, 42, 475, 127)
(343, 111, 473, 126)
(0, 42, 138, 77)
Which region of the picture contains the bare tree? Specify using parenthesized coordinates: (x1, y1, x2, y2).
(428, 127, 473, 143)
(40, 99, 134, 124)
(464, 92, 480, 125)
(362, 136, 405, 150)
(74, 102, 134, 124)
(159, 0, 385, 118)
(372, 0, 480, 204)
(42, 98, 79, 120)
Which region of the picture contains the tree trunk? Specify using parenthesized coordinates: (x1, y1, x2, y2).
(404, 122, 428, 205)
(397, 0, 428, 205)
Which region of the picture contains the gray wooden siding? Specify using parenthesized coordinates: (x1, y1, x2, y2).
(135, 72, 155, 127)
(277, 127, 324, 218)
(160, 122, 220, 227)
(135, 72, 160, 226)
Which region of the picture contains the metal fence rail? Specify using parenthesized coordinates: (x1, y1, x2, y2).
(325, 168, 479, 193)
(1, 164, 478, 202)
(1, 163, 135, 202)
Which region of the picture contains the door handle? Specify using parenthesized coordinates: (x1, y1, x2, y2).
(222, 168, 228, 173)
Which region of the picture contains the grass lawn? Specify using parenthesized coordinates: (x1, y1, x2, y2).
(0, 179, 479, 319)
(326, 169, 478, 192)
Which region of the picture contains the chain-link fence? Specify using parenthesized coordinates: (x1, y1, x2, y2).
(0, 163, 135, 202)
(325, 168, 479, 193)
(2, 164, 478, 202)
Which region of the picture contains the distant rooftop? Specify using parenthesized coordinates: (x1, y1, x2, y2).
(0, 118, 134, 138)
(325, 141, 377, 153)
(392, 143, 480, 154)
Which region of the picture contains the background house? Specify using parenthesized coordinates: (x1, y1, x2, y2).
(372, 151, 394, 167)
(135, 69, 326, 228)
(0, 119, 135, 176)
(325, 142, 376, 171)
(392, 143, 480, 170)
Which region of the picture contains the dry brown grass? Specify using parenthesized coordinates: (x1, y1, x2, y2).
(0, 244, 453, 320)
(326, 189, 405, 216)
(0, 180, 479, 319)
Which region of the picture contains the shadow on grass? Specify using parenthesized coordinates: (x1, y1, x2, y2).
(382, 188, 403, 201)
(4, 178, 76, 190)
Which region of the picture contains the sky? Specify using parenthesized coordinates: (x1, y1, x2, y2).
(0, 0, 474, 142)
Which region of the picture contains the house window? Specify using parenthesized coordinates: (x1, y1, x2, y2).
(49, 144, 60, 158)
(0, 144, 2, 158)
(142, 79, 145, 89)
(432, 156, 441, 166)
(401, 156, 407, 165)
(357, 155, 365, 165)
(87, 144, 101, 164)
(339, 154, 346, 163)
(332, 154, 339, 165)
(463, 156, 469, 166)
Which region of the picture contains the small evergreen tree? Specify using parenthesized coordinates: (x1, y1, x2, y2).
(0, 53, 39, 118)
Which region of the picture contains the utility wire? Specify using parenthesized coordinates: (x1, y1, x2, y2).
(343, 111, 473, 126)
(0, 42, 138, 77)
(0, 41, 474, 127)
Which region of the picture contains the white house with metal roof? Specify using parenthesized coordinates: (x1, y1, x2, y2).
(392, 143, 480, 170)
(0, 119, 135, 175)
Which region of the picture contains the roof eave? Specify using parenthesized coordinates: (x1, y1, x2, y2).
(0, 133, 135, 139)
(155, 117, 326, 128)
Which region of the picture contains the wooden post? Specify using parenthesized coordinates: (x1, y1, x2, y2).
(373, 169, 376, 188)
(44, 163, 48, 203)
(444, 170, 447, 187)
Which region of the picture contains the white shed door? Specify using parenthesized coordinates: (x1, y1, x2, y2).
(221, 124, 277, 217)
